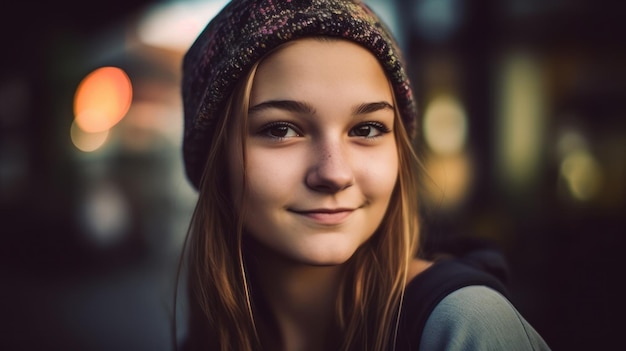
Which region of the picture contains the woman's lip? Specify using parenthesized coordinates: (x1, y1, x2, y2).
(289, 209, 355, 225)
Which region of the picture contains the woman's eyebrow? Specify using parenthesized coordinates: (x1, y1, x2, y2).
(353, 101, 394, 115)
(249, 100, 316, 115)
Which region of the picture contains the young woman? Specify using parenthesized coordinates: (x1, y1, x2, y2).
(178, 1, 551, 350)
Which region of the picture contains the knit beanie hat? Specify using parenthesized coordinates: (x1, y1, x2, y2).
(182, 0, 417, 189)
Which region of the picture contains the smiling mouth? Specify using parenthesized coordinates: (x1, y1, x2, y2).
(289, 208, 356, 225)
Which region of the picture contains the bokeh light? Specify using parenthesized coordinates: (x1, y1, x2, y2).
(78, 181, 130, 249)
(423, 94, 468, 155)
(73, 66, 132, 133)
(412, 0, 464, 43)
(423, 152, 473, 209)
(70, 119, 110, 152)
(495, 52, 546, 192)
(560, 148, 604, 201)
(137, 1, 230, 51)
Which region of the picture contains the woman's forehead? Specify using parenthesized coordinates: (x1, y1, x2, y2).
(250, 38, 393, 108)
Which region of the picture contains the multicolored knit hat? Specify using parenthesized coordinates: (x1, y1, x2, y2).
(182, 0, 417, 189)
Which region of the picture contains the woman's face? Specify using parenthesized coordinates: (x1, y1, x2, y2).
(229, 38, 399, 266)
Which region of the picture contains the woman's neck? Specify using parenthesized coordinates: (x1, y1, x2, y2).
(248, 247, 344, 351)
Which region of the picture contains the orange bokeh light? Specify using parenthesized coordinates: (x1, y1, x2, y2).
(74, 66, 133, 133)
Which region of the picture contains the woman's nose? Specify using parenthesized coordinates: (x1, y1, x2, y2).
(305, 141, 355, 193)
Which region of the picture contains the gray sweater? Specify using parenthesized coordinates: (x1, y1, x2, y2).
(420, 286, 551, 350)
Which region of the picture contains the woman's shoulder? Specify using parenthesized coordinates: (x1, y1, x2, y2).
(399, 257, 550, 351)
(419, 285, 551, 351)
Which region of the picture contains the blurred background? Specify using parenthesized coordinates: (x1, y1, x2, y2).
(1, 0, 624, 350)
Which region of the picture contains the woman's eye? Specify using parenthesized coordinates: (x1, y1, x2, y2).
(349, 122, 391, 138)
(258, 122, 301, 139)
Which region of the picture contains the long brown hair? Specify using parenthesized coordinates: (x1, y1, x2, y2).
(178, 43, 422, 351)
